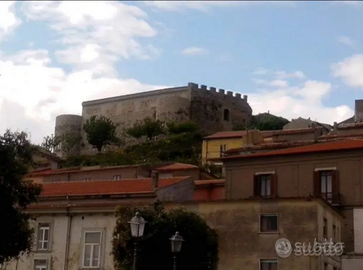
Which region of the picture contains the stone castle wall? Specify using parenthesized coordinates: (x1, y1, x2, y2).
(54, 82, 252, 155)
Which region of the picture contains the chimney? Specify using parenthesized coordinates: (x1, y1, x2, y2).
(151, 170, 159, 189)
(333, 122, 337, 131)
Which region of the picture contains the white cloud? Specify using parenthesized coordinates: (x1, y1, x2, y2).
(337, 36, 356, 48)
(275, 70, 305, 80)
(247, 80, 352, 124)
(332, 54, 363, 88)
(0, 1, 21, 40)
(181, 47, 209, 56)
(144, 1, 294, 12)
(252, 78, 289, 88)
(252, 68, 269, 75)
(144, 1, 242, 12)
(0, 49, 168, 144)
(22, 1, 160, 76)
(0, 1, 167, 144)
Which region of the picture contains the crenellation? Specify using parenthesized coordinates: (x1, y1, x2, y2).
(188, 82, 198, 89)
(55, 82, 253, 157)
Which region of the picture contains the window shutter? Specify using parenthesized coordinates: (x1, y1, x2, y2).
(270, 174, 277, 198)
(332, 170, 340, 197)
(253, 175, 260, 196)
(313, 171, 321, 196)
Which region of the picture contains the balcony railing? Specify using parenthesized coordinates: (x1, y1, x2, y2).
(319, 192, 342, 206)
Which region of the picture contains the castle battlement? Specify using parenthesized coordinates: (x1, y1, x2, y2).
(188, 82, 248, 101)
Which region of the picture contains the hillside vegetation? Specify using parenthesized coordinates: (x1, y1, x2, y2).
(44, 114, 289, 170)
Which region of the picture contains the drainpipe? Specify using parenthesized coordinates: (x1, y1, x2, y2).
(64, 198, 72, 270)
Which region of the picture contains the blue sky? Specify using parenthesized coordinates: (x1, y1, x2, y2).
(0, 1, 363, 143)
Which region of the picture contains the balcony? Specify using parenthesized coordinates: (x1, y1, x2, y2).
(319, 192, 342, 206)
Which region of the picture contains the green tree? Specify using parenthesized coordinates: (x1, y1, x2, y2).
(112, 202, 219, 270)
(0, 130, 42, 264)
(83, 115, 119, 152)
(41, 134, 58, 152)
(56, 133, 82, 155)
(234, 114, 289, 131)
(126, 117, 165, 141)
(167, 120, 199, 135)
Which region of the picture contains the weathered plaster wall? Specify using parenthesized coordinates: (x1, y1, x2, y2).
(5, 216, 69, 270)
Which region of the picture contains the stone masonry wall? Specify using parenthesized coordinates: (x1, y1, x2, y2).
(189, 83, 252, 134)
(57, 82, 252, 155)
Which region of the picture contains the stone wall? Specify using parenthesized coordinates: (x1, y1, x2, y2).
(54, 114, 83, 157)
(189, 83, 252, 134)
(56, 82, 252, 155)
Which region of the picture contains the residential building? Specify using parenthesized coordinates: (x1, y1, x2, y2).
(2, 175, 195, 270)
(338, 99, 363, 125)
(3, 176, 342, 270)
(261, 125, 326, 143)
(25, 162, 216, 184)
(342, 208, 363, 270)
(201, 129, 263, 165)
(222, 139, 363, 255)
(283, 117, 332, 132)
(168, 198, 342, 270)
(192, 179, 225, 201)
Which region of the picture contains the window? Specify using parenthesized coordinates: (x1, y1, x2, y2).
(34, 259, 48, 270)
(83, 231, 102, 268)
(323, 263, 328, 270)
(113, 175, 121, 180)
(323, 218, 327, 238)
(314, 169, 339, 204)
(219, 144, 227, 157)
(37, 223, 50, 251)
(260, 259, 277, 270)
(223, 109, 230, 121)
(254, 173, 276, 198)
(260, 215, 278, 232)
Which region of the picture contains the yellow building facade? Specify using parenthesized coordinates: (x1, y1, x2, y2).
(202, 130, 263, 165)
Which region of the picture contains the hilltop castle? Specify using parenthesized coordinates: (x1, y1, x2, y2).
(54, 82, 252, 156)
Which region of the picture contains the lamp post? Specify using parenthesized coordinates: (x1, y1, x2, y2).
(128, 212, 147, 270)
(169, 231, 184, 270)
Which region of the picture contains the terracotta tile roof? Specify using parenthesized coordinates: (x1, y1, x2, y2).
(319, 134, 363, 140)
(337, 122, 363, 130)
(28, 164, 140, 177)
(157, 163, 198, 171)
(261, 127, 319, 137)
(204, 131, 248, 139)
(40, 177, 189, 198)
(225, 141, 315, 153)
(222, 139, 363, 160)
(194, 180, 225, 186)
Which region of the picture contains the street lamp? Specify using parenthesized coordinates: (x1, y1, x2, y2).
(128, 212, 147, 270)
(170, 231, 184, 270)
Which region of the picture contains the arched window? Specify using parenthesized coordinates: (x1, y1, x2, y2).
(223, 109, 230, 121)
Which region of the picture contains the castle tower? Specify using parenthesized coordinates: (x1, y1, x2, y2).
(54, 114, 83, 158)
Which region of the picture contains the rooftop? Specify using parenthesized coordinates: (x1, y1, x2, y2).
(40, 177, 189, 198)
(204, 130, 249, 139)
(28, 162, 197, 177)
(222, 139, 363, 160)
(261, 127, 319, 137)
(157, 163, 198, 171)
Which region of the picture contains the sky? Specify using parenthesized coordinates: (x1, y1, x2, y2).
(1, 1, 363, 144)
